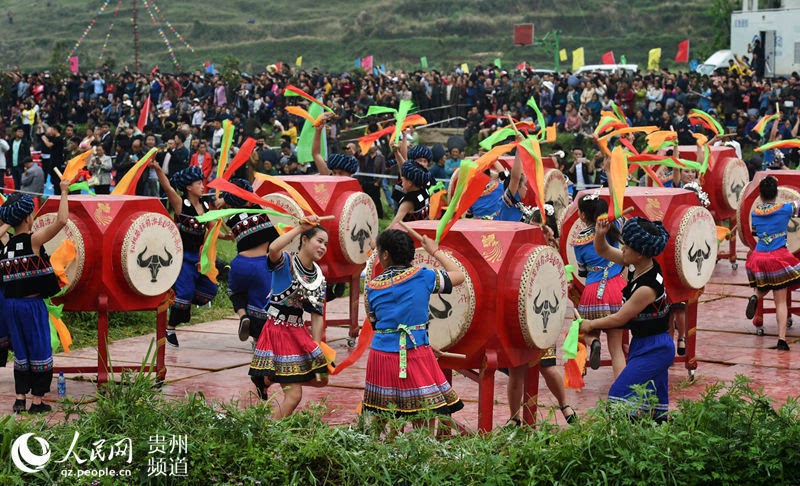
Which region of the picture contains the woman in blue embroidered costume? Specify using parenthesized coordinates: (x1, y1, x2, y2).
(580, 216, 674, 421)
(152, 161, 222, 348)
(220, 178, 279, 342)
(363, 229, 465, 420)
(468, 163, 507, 220)
(574, 193, 627, 377)
(249, 216, 329, 418)
(0, 179, 71, 413)
(497, 147, 576, 425)
(744, 176, 800, 351)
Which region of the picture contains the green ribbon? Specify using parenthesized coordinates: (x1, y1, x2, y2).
(195, 208, 289, 223)
(68, 181, 96, 195)
(436, 159, 476, 242)
(479, 127, 516, 151)
(561, 318, 583, 360)
(427, 181, 445, 196)
(526, 96, 547, 141)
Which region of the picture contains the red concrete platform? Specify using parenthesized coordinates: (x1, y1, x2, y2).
(1, 252, 799, 430)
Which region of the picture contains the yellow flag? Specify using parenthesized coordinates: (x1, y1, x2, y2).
(572, 48, 584, 71)
(648, 48, 661, 71)
(296, 56, 303, 67)
(461, 63, 469, 73)
(559, 49, 567, 62)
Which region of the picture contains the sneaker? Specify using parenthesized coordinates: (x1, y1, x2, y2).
(745, 295, 758, 320)
(777, 339, 790, 351)
(28, 402, 52, 414)
(166, 332, 179, 348)
(238, 316, 250, 342)
(589, 339, 602, 370)
(12, 399, 26, 413)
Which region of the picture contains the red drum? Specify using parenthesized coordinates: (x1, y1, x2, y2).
(365, 219, 569, 369)
(33, 195, 183, 311)
(253, 176, 380, 280)
(666, 145, 748, 221)
(34, 195, 178, 383)
(737, 170, 800, 254)
(559, 187, 717, 304)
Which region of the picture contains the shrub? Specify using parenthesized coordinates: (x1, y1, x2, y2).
(1, 370, 797, 485)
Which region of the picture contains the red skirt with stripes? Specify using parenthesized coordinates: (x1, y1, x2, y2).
(363, 346, 463, 416)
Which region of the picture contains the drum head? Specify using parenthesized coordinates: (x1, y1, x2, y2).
(674, 206, 718, 289)
(31, 215, 85, 295)
(338, 192, 379, 265)
(121, 213, 184, 296)
(543, 169, 570, 227)
(263, 193, 303, 253)
(721, 158, 749, 211)
(518, 246, 568, 349)
(563, 217, 588, 286)
(363, 248, 476, 351)
(747, 187, 800, 254)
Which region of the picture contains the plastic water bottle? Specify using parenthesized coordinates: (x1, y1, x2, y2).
(57, 372, 66, 397)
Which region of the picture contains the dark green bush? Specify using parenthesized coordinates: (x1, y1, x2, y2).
(1, 366, 798, 485)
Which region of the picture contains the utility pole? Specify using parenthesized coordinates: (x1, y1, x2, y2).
(133, 0, 139, 72)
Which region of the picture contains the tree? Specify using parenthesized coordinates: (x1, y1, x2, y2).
(49, 40, 71, 74)
(706, 0, 736, 52)
(221, 55, 241, 87)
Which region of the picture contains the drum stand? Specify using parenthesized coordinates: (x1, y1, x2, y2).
(752, 289, 798, 334)
(52, 293, 168, 386)
(322, 273, 362, 344)
(441, 350, 542, 433)
(715, 218, 738, 270)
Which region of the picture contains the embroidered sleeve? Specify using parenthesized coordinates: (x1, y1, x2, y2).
(502, 188, 517, 209)
(432, 269, 453, 294)
(268, 251, 288, 272)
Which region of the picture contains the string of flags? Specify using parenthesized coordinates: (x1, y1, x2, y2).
(62, 0, 112, 68)
(97, 0, 122, 67)
(141, 0, 181, 70)
(148, 0, 199, 59)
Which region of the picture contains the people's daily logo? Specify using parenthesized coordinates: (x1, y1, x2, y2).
(11, 433, 51, 473)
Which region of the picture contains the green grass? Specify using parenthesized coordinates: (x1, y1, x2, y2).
(2, 0, 723, 71)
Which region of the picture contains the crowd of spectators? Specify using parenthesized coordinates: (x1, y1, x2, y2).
(0, 61, 798, 211)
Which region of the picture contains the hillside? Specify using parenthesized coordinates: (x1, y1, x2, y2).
(0, 0, 723, 72)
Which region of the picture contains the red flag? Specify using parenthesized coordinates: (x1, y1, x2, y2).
(516, 61, 526, 70)
(675, 40, 689, 63)
(601, 51, 615, 65)
(362, 55, 373, 71)
(137, 95, 151, 133)
(68, 56, 79, 74)
(275, 61, 282, 72)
